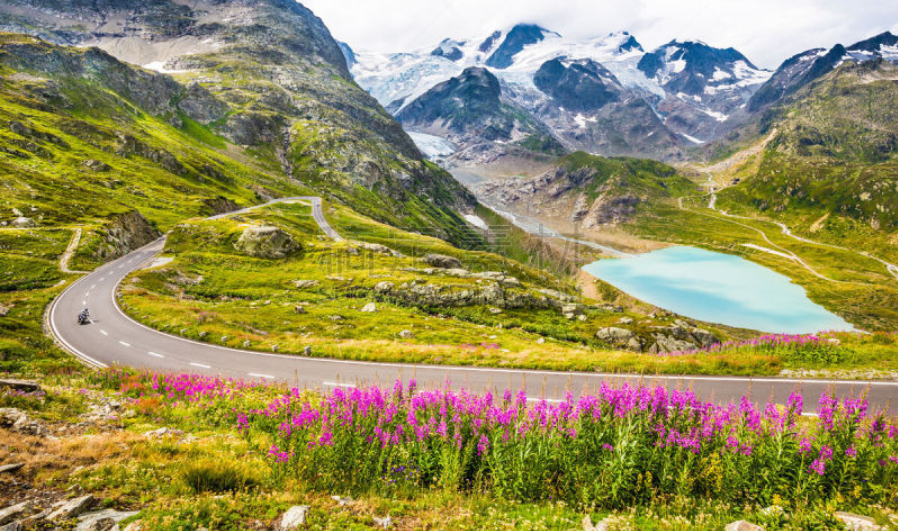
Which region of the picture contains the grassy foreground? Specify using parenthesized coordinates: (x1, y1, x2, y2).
(5, 369, 896, 530)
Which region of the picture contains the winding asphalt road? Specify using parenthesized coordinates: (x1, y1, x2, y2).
(46, 198, 898, 412)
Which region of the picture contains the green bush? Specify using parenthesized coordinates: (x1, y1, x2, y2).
(180, 461, 260, 494)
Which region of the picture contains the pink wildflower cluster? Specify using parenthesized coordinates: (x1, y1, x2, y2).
(233, 380, 897, 506)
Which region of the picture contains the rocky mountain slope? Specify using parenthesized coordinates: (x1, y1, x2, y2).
(748, 31, 898, 114)
(476, 151, 695, 231)
(0, 0, 478, 242)
(349, 25, 772, 162)
(395, 67, 565, 163)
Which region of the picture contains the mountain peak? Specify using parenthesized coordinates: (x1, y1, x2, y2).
(485, 24, 558, 69)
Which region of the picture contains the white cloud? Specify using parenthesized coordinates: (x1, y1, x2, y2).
(300, 0, 898, 68)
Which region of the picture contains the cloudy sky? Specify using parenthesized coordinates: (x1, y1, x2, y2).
(301, 0, 898, 69)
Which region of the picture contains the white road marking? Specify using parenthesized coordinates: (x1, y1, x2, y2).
(190, 362, 212, 369)
(147, 352, 164, 358)
(90, 284, 96, 290)
(248, 373, 275, 379)
(119, 341, 131, 347)
(323, 381, 356, 388)
(99, 277, 105, 282)
(82, 300, 86, 306)
(100, 330, 108, 336)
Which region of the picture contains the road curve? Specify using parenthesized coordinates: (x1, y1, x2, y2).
(47, 198, 898, 412)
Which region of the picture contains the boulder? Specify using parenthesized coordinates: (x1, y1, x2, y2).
(374, 281, 394, 293)
(293, 280, 319, 289)
(0, 522, 21, 531)
(691, 328, 719, 348)
(834, 512, 884, 531)
(0, 380, 40, 393)
(0, 408, 46, 436)
(75, 510, 139, 531)
(422, 253, 462, 269)
(46, 495, 95, 521)
(82, 159, 110, 172)
(0, 464, 24, 474)
(331, 496, 355, 506)
(473, 271, 522, 288)
(234, 226, 300, 259)
(294, 306, 306, 314)
(0, 305, 9, 317)
(536, 288, 575, 301)
(595, 327, 635, 344)
(144, 427, 169, 438)
(562, 304, 585, 320)
(360, 303, 377, 313)
(358, 242, 402, 257)
(398, 330, 414, 339)
(373, 515, 392, 529)
(618, 317, 634, 325)
(650, 334, 696, 353)
(278, 506, 310, 530)
(0, 502, 30, 525)
(11, 217, 37, 228)
(725, 522, 764, 531)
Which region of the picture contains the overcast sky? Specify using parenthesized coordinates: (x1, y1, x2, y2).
(301, 0, 898, 69)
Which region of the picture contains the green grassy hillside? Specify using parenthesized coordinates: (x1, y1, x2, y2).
(716, 59, 898, 258)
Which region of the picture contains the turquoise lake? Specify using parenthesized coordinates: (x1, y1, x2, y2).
(582, 246, 853, 334)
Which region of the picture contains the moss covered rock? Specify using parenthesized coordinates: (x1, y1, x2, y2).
(234, 226, 300, 259)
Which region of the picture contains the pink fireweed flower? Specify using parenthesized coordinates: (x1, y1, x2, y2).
(477, 434, 490, 456)
(809, 459, 826, 475)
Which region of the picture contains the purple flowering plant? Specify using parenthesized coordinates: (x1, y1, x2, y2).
(103, 370, 898, 509)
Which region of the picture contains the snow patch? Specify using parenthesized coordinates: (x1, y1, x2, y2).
(464, 214, 489, 230)
(143, 61, 187, 74)
(573, 113, 598, 129)
(407, 131, 457, 159)
(679, 132, 706, 144)
(712, 67, 731, 81)
(671, 59, 687, 74)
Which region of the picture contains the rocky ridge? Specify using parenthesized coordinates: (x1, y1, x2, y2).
(0, 0, 477, 241)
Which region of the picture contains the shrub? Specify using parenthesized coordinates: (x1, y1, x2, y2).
(180, 461, 259, 494)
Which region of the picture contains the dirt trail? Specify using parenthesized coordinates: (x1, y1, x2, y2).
(59, 227, 88, 274)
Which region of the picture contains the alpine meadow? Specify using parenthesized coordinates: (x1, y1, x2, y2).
(1, 1, 898, 530)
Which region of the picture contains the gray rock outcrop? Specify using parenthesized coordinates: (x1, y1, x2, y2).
(234, 226, 300, 259)
(595, 327, 643, 352)
(278, 505, 310, 530)
(421, 253, 463, 269)
(11, 217, 37, 228)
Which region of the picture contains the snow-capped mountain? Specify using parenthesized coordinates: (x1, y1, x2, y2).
(749, 32, 898, 113)
(349, 24, 771, 161)
(352, 27, 657, 114)
(637, 40, 772, 143)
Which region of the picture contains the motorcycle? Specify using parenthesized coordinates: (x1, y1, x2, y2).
(78, 308, 91, 325)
